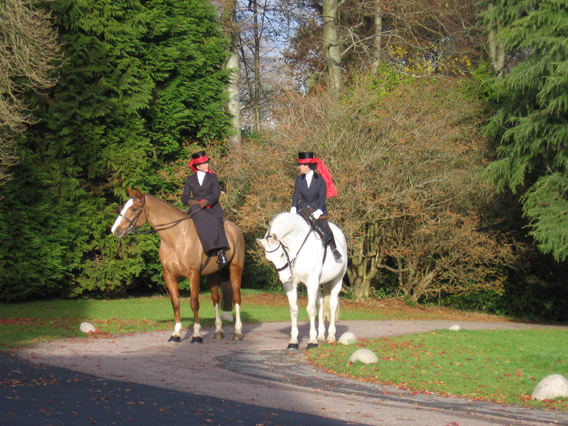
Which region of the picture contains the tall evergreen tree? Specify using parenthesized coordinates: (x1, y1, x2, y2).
(0, 0, 230, 300)
(483, 0, 568, 261)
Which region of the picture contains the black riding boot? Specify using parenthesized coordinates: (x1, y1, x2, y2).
(316, 218, 342, 260)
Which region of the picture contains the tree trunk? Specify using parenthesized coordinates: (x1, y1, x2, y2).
(486, 3, 505, 75)
(347, 222, 382, 300)
(220, 0, 241, 147)
(371, 0, 383, 73)
(253, 0, 261, 133)
(322, 0, 342, 97)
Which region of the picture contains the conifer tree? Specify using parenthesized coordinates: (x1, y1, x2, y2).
(484, 0, 568, 261)
(0, 0, 231, 299)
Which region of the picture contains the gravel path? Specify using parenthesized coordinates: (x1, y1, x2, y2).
(5, 319, 568, 426)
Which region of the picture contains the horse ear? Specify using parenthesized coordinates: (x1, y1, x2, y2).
(127, 187, 135, 198)
(129, 188, 144, 201)
(256, 238, 266, 248)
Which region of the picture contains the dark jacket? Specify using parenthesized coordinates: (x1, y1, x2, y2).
(182, 172, 229, 252)
(291, 173, 328, 216)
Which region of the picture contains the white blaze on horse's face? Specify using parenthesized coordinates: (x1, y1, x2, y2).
(111, 199, 134, 237)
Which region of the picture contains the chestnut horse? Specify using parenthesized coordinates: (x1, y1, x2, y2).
(111, 188, 244, 343)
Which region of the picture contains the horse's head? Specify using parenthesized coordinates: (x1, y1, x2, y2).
(257, 233, 293, 283)
(111, 188, 147, 238)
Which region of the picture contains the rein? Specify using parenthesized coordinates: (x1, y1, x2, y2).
(265, 221, 317, 274)
(121, 198, 199, 235)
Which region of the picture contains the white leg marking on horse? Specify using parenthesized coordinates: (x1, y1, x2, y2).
(234, 303, 242, 335)
(214, 303, 222, 333)
(284, 282, 299, 344)
(173, 321, 182, 337)
(193, 322, 202, 338)
(111, 199, 133, 233)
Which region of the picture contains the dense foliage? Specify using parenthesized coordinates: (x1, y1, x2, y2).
(483, 0, 568, 262)
(1, 0, 567, 322)
(218, 71, 515, 302)
(0, 0, 230, 301)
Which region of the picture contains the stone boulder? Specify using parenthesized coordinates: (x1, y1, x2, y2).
(348, 348, 378, 365)
(338, 331, 357, 345)
(531, 374, 568, 401)
(221, 312, 234, 322)
(79, 322, 96, 334)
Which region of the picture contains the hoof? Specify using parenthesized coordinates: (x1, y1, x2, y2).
(232, 333, 243, 341)
(214, 331, 224, 339)
(287, 343, 299, 350)
(191, 336, 203, 344)
(307, 343, 319, 350)
(168, 335, 181, 343)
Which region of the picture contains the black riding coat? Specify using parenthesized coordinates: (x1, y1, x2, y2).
(291, 173, 328, 216)
(182, 172, 229, 253)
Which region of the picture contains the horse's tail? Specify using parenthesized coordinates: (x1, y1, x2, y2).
(219, 268, 233, 311)
(322, 285, 340, 322)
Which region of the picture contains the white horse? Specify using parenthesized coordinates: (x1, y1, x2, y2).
(257, 212, 348, 349)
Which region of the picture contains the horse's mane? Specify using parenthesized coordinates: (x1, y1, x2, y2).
(145, 194, 187, 218)
(269, 212, 308, 240)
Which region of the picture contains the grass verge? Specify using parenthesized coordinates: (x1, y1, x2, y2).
(307, 329, 568, 411)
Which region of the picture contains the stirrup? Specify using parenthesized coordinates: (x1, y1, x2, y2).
(217, 250, 227, 264)
(332, 249, 342, 260)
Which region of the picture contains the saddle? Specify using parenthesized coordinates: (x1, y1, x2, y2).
(298, 207, 331, 246)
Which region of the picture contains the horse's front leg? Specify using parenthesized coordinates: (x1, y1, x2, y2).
(188, 268, 203, 343)
(164, 269, 182, 343)
(208, 274, 224, 339)
(306, 278, 320, 349)
(284, 281, 299, 350)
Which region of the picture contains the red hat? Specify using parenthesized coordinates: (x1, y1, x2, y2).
(188, 151, 211, 173)
(297, 152, 337, 198)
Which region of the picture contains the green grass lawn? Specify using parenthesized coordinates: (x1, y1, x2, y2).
(0, 290, 291, 348)
(307, 329, 568, 411)
(0, 289, 489, 348)
(1, 291, 566, 411)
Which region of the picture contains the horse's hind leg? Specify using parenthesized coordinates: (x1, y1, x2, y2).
(229, 263, 243, 341)
(316, 285, 326, 342)
(163, 269, 182, 343)
(208, 274, 224, 339)
(326, 277, 342, 344)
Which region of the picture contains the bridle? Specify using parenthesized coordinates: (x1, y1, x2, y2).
(117, 197, 196, 236)
(264, 237, 293, 273)
(264, 225, 316, 274)
(117, 197, 147, 235)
